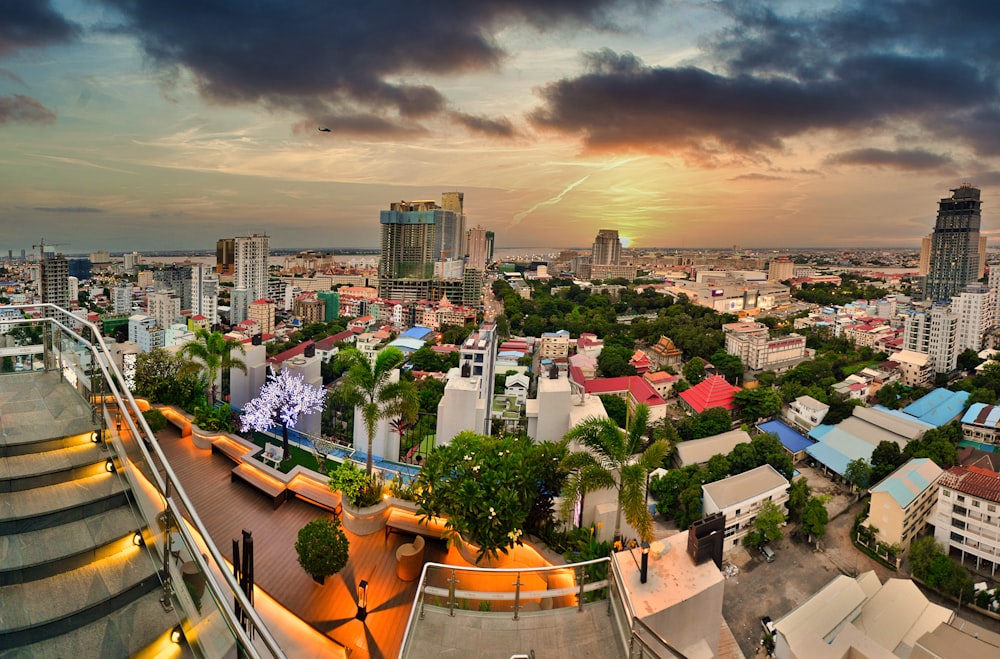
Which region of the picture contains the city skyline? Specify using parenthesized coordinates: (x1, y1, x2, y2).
(2, 1, 1000, 252)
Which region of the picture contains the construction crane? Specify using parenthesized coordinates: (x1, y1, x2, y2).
(31, 239, 69, 261)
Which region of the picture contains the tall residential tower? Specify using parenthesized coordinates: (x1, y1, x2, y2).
(926, 185, 983, 302)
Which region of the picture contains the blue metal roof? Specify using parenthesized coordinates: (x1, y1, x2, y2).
(809, 424, 834, 440)
(901, 388, 970, 427)
(870, 458, 935, 508)
(758, 419, 813, 454)
(962, 402, 1000, 428)
(400, 326, 434, 341)
(805, 428, 876, 477)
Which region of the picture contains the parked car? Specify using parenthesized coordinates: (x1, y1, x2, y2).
(759, 544, 776, 562)
(761, 615, 776, 635)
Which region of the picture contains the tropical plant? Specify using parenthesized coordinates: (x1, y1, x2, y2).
(414, 431, 567, 563)
(561, 403, 670, 542)
(386, 473, 419, 502)
(328, 460, 384, 508)
(179, 328, 247, 405)
(142, 408, 168, 434)
(193, 403, 237, 433)
(801, 496, 829, 544)
(337, 347, 417, 474)
(134, 348, 206, 411)
(240, 366, 326, 461)
(294, 518, 349, 581)
(744, 499, 786, 549)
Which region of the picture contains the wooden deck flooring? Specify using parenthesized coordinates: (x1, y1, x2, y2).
(154, 427, 449, 659)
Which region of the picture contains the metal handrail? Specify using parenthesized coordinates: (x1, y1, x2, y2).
(1, 305, 285, 658)
(400, 557, 611, 656)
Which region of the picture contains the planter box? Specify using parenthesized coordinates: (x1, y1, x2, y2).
(457, 537, 516, 568)
(341, 500, 390, 536)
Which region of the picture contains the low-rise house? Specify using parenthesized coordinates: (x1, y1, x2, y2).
(784, 395, 829, 432)
(868, 458, 943, 551)
(889, 349, 934, 387)
(702, 464, 789, 552)
(643, 370, 679, 399)
(773, 573, 951, 659)
(961, 403, 1000, 447)
(673, 429, 751, 468)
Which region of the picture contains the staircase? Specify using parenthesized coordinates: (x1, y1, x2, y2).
(0, 371, 177, 656)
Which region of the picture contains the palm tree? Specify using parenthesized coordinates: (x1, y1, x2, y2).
(561, 403, 669, 543)
(179, 328, 248, 405)
(338, 346, 417, 474)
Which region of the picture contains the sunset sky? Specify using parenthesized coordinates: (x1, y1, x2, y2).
(2, 0, 999, 253)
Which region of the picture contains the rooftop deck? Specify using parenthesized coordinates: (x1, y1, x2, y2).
(154, 424, 453, 659)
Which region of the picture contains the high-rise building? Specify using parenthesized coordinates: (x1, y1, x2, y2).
(113, 285, 133, 314)
(152, 265, 193, 310)
(147, 291, 181, 330)
(768, 258, 796, 282)
(248, 298, 275, 335)
(926, 185, 982, 302)
(952, 284, 995, 353)
(67, 276, 79, 305)
(485, 230, 495, 263)
(234, 233, 270, 301)
(378, 195, 471, 303)
(216, 238, 235, 275)
(191, 263, 219, 326)
(904, 305, 959, 373)
(123, 251, 141, 273)
(918, 234, 932, 276)
(465, 225, 489, 271)
(979, 235, 988, 279)
(40, 253, 69, 307)
(592, 229, 622, 265)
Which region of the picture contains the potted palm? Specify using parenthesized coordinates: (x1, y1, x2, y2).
(328, 461, 389, 536)
(294, 517, 349, 585)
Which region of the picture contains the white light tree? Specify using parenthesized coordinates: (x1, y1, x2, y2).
(241, 366, 325, 461)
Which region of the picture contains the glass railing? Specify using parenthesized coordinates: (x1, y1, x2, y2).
(1, 304, 284, 658)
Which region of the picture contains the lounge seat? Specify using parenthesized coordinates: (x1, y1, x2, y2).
(395, 535, 425, 581)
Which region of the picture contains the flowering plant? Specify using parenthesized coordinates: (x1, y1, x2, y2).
(414, 431, 566, 563)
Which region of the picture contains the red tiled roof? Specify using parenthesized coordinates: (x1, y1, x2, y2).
(644, 371, 678, 384)
(585, 376, 665, 406)
(939, 465, 1000, 503)
(268, 339, 315, 365)
(678, 375, 740, 412)
(251, 298, 271, 305)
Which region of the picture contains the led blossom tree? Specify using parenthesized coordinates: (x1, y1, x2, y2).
(241, 366, 325, 461)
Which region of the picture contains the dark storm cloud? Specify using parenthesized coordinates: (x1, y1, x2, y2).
(531, 0, 1000, 159)
(0, 0, 79, 55)
(0, 94, 56, 124)
(95, 0, 650, 135)
(450, 112, 516, 138)
(825, 148, 954, 171)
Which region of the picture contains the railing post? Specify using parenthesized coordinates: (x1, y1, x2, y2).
(512, 571, 522, 620)
(419, 577, 428, 620)
(578, 565, 586, 611)
(448, 569, 457, 617)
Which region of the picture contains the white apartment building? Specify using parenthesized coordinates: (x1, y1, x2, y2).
(934, 465, 1000, 578)
(234, 233, 270, 300)
(784, 395, 829, 432)
(437, 322, 498, 441)
(128, 314, 164, 353)
(113, 285, 133, 314)
(722, 321, 811, 373)
(191, 263, 219, 326)
(146, 291, 181, 331)
(952, 284, 994, 353)
(702, 464, 789, 552)
(888, 349, 934, 387)
(903, 305, 958, 373)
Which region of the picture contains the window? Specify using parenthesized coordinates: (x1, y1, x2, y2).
(957, 495, 966, 503)
(990, 504, 997, 513)
(942, 488, 951, 498)
(973, 500, 981, 508)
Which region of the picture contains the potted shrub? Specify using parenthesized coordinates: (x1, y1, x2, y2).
(294, 517, 349, 585)
(329, 461, 389, 535)
(414, 431, 566, 566)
